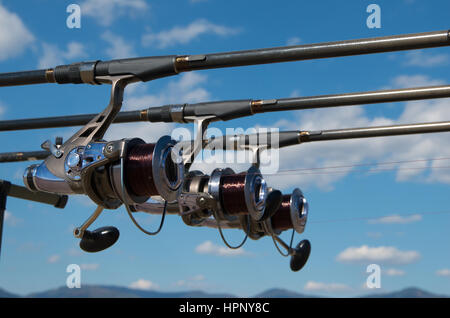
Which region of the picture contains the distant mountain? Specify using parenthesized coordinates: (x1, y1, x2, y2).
(0, 288, 19, 298)
(28, 285, 236, 298)
(254, 288, 318, 298)
(0, 285, 448, 298)
(361, 287, 448, 298)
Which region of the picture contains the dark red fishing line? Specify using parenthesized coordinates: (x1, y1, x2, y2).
(220, 173, 249, 215)
(125, 143, 158, 197)
(271, 194, 293, 231)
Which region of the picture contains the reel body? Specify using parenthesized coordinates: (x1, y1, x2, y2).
(178, 166, 276, 227)
(24, 136, 184, 209)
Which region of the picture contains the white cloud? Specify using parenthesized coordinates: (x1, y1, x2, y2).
(336, 245, 420, 265)
(304, 281, 351, 293)
(125, 72, 210, 106)
(286, 37, 301, 46)
(388, 74, 444, 88)
(367, 232, 382, 238)
(436, 268, 450, 277)
(384, 268, 405, 276)
(80, 0, 149, 26)
(0, 4, 34, 61)
(129, 279, 159, 290)
(4, 211, 22, 226)
(191, 274, 205, 281)
(142, 19, 240, 48)
(47, 255, 60, 263)
(67, 248, 83, 257)
(38, 42, 87, 68)
(102, 31, 135, 59)
(368, 214, 422, 224)
(0, 102, 5, 117)
(80, 263, 100, 271)
(174, 274, 207, 288)
(195, 240, 248, 257)
(404, 51, 449, 67)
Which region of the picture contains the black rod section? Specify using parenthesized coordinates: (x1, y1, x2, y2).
(0, 110, 144, 131)
(1, 30, 449, 87)
(176, 30, 450, 71)
(0, 181, 8, 260)
(205, 121, 450, 150)
(0, 69, 51, 87)
(4, 121, 450, 163)
(0, 150, 49, 163)
(254, 85, 450, 113)
(301, 121, 450, 142)
(2, 84, 450, 131)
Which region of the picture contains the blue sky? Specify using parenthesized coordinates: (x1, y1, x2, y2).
(0, 0, 450, 297)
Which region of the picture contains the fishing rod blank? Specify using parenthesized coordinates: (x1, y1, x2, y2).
(0, 30, 449, 87)
(1, 84, 450, 131)
(3, 120, 450, 163)
(299, 121, 450, 142)
(200, 121, 450, 150)
(0, 110, 145, 131)
(148, 84, 450, 123)
(0, 150, 50, 162)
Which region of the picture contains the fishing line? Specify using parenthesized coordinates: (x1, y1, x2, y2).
(121, 156, 167, 236)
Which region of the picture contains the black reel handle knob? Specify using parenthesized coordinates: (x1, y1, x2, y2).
(290, 239, 311, 272)
(79, 226, 120, 253)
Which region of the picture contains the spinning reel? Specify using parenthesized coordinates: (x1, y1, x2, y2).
(23, 76, 185, 252)
(176, 166, 283, 247)
(179, 166, 281, 224)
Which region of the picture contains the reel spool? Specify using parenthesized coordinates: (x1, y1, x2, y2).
(268, 188, 308, 235)
(109, 135, 184, 205)
(210, 165, 278, 222)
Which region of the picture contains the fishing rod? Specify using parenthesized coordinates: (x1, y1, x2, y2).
(1, 29, 449, 272)
(0, 30, 449, 87)
(3, 120, 450, 163)
(1, 84, 450, 131)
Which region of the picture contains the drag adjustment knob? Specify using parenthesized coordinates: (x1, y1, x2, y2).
(79, 226, 120, 253)
(290, 239, 311, 272)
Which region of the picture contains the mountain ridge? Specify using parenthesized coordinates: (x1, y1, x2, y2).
(0, 285, 448, 298)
